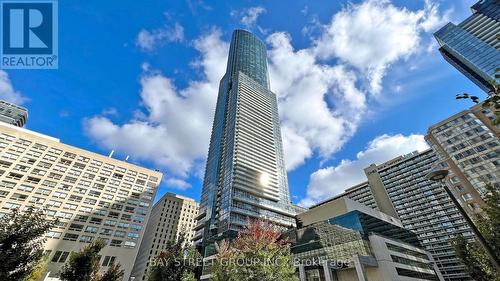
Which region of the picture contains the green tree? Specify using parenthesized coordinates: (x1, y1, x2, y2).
(0, 207, 56, 281)
(59, 239, 104, 281)
(147, 232, 200, 281)
(452, 183, 500, 281)
(100, 263, 124, 281)
(22, 254, 50, 281)
(211, 220, 298, 281)
(59, 238, 124, 281)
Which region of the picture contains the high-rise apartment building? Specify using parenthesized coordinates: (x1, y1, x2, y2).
(434, 0, 500, 93)
(131, 192, 199, 281)
(0, 100, 28, 127)
(0, 122, 162, 280)
(195, 29, 295, 253)
(331, 150, 474, 281)
(426, 103, 499, 216)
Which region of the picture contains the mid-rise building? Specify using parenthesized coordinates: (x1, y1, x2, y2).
(0, 100, 28, 127)
(131, 192, 199, 281)
(287, 197, 444, 281)
(434, 0, 500, 94)
(0, 122, 162, 280)
(426, 103, 499, 216)
(195, 29, 295, 254)
(332, 150, 474, 281)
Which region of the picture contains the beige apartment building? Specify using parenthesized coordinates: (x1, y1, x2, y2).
(131, 192, 199, 281)
(426, 103, 499, 215)
(0, 122, 162, 280)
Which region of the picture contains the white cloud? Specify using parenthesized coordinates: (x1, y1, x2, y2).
(0, 70, 27, 105)
(136, 22, 185, 52)
(240, 6, 266, 27)
(267, 32, 366, 170)
(86, 29, 228, 178)
(166, 178, 192, 190)
(313, 0, 449, 94)
(86, 1, 448, 187)
(299, 134, 429, 207)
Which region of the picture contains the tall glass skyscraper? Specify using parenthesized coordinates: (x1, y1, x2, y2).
(434, 0, 500, 94)
(194, 30, 295, 252)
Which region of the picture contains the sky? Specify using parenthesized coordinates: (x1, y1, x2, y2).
(1, 0, 487, 207)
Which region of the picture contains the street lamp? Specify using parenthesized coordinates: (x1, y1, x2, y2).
(426, 169, 500, 270)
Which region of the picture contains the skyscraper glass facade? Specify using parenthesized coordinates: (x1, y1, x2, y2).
(434, 0, 500, 93)
(194, 29, 295, 250)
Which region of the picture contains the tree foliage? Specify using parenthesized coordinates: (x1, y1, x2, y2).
(147, 232, 200, 281)
(59, 239, 124, 281)
(0, 207, 56, 281)
(452, 183, 500, 281)
(211, 220, 298, 281)
(22, 254, 50, 281)
(100, 263, 124, 281)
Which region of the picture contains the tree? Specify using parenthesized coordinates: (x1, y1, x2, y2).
(0, 206, 56, 281)
(211, 220, 298, 281)
(452, 183, 500, 281)
(22, 254, 50, 281)
(100, 263, 124, 281)
(147, 232, 200, 281)
(59, 238, 124, 281)
(59, 239, 105, 281)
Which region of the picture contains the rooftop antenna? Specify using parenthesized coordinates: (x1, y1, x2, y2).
(108, 150, 115, 158)
(125, 155, 130, 161)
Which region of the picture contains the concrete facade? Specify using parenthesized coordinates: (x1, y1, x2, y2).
(131, 193, 199, 281)
(0, 122, 162, 280)
(426, 103, 500, 217)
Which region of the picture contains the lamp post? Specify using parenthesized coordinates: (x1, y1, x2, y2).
(426, 169, 500, 270)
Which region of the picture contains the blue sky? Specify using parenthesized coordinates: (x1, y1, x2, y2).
(1, 0, 486, 206)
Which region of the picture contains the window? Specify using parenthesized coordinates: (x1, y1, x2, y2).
(85, 226, 98, 233)
(90, 217, 103, 225)
(75, 215, 89, 222)
(127, 232, 139, 239)
(102, 256, 116, 266)
(69, 223, 84, 232)
(51, 251, 70, 263)
(124, 241, 136, 248)
(79, 235, 94, 243)
(2, 202, 20, 209)
(45, 231, 62, 239)
(80, 206, 92, 213)
(110, 240, 122, 247)
(55, 211, 72, 219)
(63, 233, 78, 241)
(100, 228, 113, 236)
(462, 193, 473, 201)
(84, 198, 97, 205)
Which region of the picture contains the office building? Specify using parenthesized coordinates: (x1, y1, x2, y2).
(426, 103, 499, 216)
(287, 197, 444, 281)
(434, 0, 500, 93)
(331, 150, 474, 280)
(195, 29, 295, 252)
(131, 193, 199, 281)
(0, 100, 28, 127)
(0, 122, 162, 280)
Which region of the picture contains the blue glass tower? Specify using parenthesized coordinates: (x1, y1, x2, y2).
(194, 30, 295, 252)
(434, 0, 500, 94)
